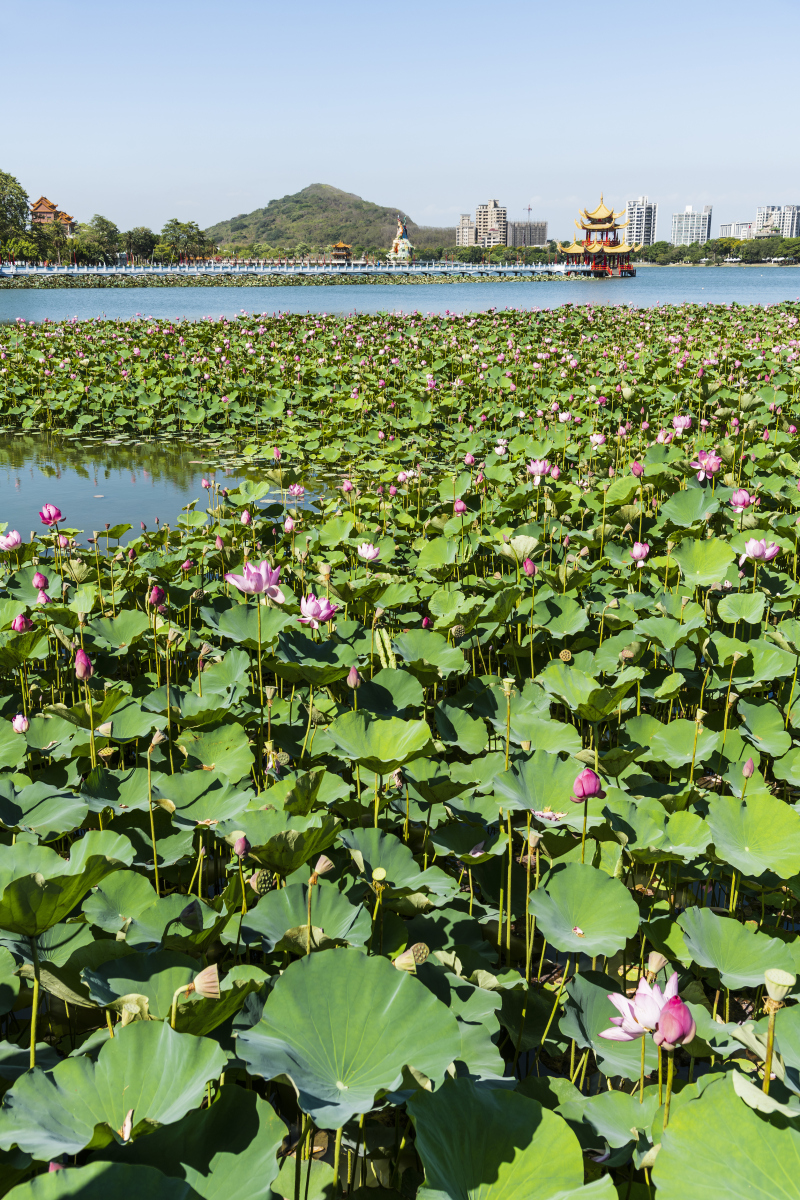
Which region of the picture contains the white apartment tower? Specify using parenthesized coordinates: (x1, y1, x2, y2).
(456, 214, 477, 246)
(671, 205, 713, 246)
(475, 200, 507, 246)
(755, 205, 800, 238)
(625, 196, 658, 246)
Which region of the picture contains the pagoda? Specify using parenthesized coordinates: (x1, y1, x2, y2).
(557, 196, 640, 276)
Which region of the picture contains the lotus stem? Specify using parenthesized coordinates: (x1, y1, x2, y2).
(763, 1003, 779, 1095)
(84, 681, 97, 770)
(333, 1125, 343, 1197)
(147, 746, 160, 896)
(663, 1049, 675, 1126)
(639, 1033, 646, 1103)
(29, 936, 40, 1071)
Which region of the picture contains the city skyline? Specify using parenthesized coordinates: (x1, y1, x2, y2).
(2, 0, 798, 237)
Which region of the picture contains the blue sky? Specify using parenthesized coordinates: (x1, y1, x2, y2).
(4, 0, 798, 240)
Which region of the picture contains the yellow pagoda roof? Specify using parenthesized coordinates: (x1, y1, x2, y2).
(332, 241, 351, 249)
(576, 217, 629, 233)
(557, 240, 584, 254)
(579, 195, 626, 222)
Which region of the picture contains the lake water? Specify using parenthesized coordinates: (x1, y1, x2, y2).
(0, 266, 798, 324)
(0, 434, 262, 545)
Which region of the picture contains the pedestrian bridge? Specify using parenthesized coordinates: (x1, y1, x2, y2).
(0, 261, 616, 279)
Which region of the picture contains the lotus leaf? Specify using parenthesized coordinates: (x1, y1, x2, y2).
(706, 792, 800, 877)
(327, 710, 433, 773)
(5, 1162, 203, 1200)
(528, 862, 639, 956)
(237, 950, 461, 1127)
(235, 878, 371, 953)
(0, 1020, 226, 1159)
(559, 971, 659, 1082)
(678, 906, 795, 987)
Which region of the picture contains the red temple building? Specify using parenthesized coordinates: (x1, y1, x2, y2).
(557, 196, 640, 276)
(30, 197, 76, 236)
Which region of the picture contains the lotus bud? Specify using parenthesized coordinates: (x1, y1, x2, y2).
(394, 943, 430, 973)
(654, 995, 696, 1049)
(742, 757, 755, 779)
(11, 714, 28, 734)
(631, 460, 644, 478)
(11, 614, 34, 632)
(347, 665, 362, 689)
(234, 835, 251, 859)
(284, 516, 295, 533)
(522, 557, 536, 577)
(74, 648, 93, 681)
(32, 572, 48, 590)
(48, 1163, 66, 1173)
(97, 721, 113, 738)
(571, 767, 605, 802)
(148, 584, 165, 607)
(240, 509, 252, 526)
(765, 968, 796, 1003)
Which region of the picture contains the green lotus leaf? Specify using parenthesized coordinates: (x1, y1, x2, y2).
(392, 628, 469, 685)
(528, 863, 640, 956)
(706, 792, 800, 877)
(192, 649, 251, 705)
(671, 537, 734, 586)
(5, 1162, 203, 1200)
(652, 1073, 800, 1199)
(435, 698, 487, 755)
(235, 878, 371, 954)
(559, 971, 659, 1082)
(678, 906, 795, 987)
(237, 950, 461, 1127)
(538, 660, 641, 723)
(493, 751, 579, 816)
(0, 779, 88, 841)
(175, 725, 255, 783)
(416, 963, 505, 1081)
(660, 489, 720, 527)
(86, 609, 151, 652)
(773, 747, 800, 787)
(716, 591, 766, 625)
(267, 628, 357, 685)
(339, 827, 457, 903)
(532, 595, 590, 639)
(357, 668, 424, 717)
(635, 614, 704, 653)
(327, 711, 433, 773)
(112, 808, 195, 871)
(97, 1085, 285, 1200)
(0, 947, 20, 1017)
(151, 769, 252, 825)
(216, 603, 292, 649)
(0, 629, 46, 671)
(5, 921, 132, 1010)
(408, 1077, 584, 1200)
(557, 1086, 660, 1149)
(0, 1020, 226, 1159)
(737, 697, 792, 757)
(0, 831, 134, 937)
(0, 721, 27, 771)
(647, 718, 720, 768)
(222, 809, 342, 876)
(82, 948, 196, 1017)
(511, 717, 580, 755)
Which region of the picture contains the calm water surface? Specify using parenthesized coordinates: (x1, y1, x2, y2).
(0, 266, 798, 324)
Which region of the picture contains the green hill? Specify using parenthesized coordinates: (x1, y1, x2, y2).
(205, 184, 454, 251)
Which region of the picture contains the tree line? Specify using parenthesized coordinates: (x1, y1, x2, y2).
(0, 169, 214, 265)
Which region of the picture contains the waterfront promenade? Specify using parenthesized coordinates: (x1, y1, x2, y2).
(0, 260, 608, 280)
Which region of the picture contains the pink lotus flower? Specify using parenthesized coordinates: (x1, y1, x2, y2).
(550, 466, 561, 481)
(36, 590, 52, 606)
(225, 561, 284, 602)
(284, 517, 295, 533)
(739, 538, 780, 567)
(342, 479, 353, 493)
(11, 714, 28, 733)
(32, 572, 48, 590)
(215, 535, 224, 550)
(357, 542, 380, 561)
(181, 559, 195, 572)
(464, 453, 475, 466)
(672, 415, 692, 434)
(0, 531, 21, 552)
(454, 499, 467, 515)
(527, 459, 551, 485)
(39, 504, 63, 526)
(240, 510, 252, 526)
(11, 614, 33, 632)
(148, 585, 165, 607)
(730, 489, 753, 513)
(299, 593, 338, 629)
(522, 558, 536, 577)
(631, 461, 644, 478)
(570, 768, 605, 803)
(654, 995, 696, 1049)
(75, 648, 93, 681)
(599, 972, 679, 1042)
(234, 835, 251, 858)
(690, 450, 722, 482)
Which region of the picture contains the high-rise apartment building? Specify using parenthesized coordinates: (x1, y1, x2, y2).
(719, 221, 754, 240)
(625, 196, 658, 246)
(506, 219, 548, 247)
(755, 205, 800, 238)
(475, 200, 507, 246)
(670, 205, 713, 246)
(456, 214, 477, 246)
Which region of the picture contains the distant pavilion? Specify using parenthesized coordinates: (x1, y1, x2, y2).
(30, 197, 76, 236)
(557, 197, 639, 276)
(330, 241, 352, 263)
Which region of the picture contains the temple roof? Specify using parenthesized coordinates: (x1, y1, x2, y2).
(332, 241, 351, 249)
(576, 216, 629, 232)
(579, 195, 626, 222)
(30, 196, 58, 212)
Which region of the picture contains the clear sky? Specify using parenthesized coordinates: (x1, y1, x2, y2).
(4, 0, 798, 241)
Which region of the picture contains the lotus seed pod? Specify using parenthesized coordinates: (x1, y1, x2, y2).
(372, 867, 387, 883)
(765, 968, 796, 1003)
(276, 750, 291, 767)
(314, 855, 335, 876)
(394, 942, 430, 973)
(559, 649, 572, 662)
(502, 677, 515, 697)
(451, 624, 465, 640)
(648, 951, 668, 975)
(180, 899, 204, 930)
(192, 963, 220, 1000)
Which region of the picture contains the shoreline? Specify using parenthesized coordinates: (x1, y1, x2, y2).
(0, 271, 592, 290)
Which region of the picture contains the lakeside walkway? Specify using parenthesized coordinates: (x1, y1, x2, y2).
(0, 261, 621, 280)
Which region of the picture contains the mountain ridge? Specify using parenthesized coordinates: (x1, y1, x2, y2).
(205, 183, 454, 250)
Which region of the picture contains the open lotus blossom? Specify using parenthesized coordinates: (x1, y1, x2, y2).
(630, 541, 650, 567)
(299, 593, 338, 629)
(39, 504, 63, 526)
(357, 542, 381, 561)
(590, 433, 606, 448)
(730, 488, 753, 513)
(225, 561, 285, 602)
(599, 971, 680, 1041)
(690, 449, 722, 481)
(672, 415, 692, 434)
(739, 538, 780, 566)
(0, 531, 22, 552)
(527, 459, 551, 486)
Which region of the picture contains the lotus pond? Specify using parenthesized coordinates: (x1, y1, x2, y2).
(0, 302, 799, 1198)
